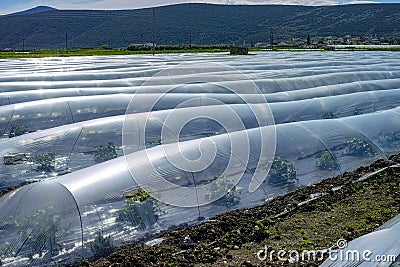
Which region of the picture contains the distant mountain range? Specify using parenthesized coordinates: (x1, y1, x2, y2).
(5, 6, 57, 17)
(0, 3, 399, 50)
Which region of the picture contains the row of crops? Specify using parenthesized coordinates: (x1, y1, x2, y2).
(0, 52, 399, 266)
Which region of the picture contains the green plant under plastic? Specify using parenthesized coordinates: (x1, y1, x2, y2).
(89, 231, 114, 260)
(206, 174, 241, 208)
(16, 207, 69, 260)
(346, 137, 377, 157)
(378, 132, 400, 147)
(268, 157, 297, 185)
(117, 189, 160, 229)
(322, 111, 336, 119)
(8, 124, 29, 138)
(94, 142, 118, 163)
(316, 151, 338, 170)
(34, 153, 55, 173)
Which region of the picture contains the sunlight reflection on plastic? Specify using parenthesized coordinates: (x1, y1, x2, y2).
(160, 97, 245, 172)
(122, 62, 276, 207)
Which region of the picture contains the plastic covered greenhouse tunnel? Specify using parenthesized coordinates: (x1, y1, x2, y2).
(0, 52, 399, 266)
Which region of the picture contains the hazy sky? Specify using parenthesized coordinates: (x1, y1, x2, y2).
(1, 0, 399, 15)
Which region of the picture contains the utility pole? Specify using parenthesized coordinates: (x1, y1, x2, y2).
(22, 39, 25, 51)
(189, 34, 192, 49)
(269, 30, 274, 49)
(65, 32, 68, 50)
(152, 8, 156, 56)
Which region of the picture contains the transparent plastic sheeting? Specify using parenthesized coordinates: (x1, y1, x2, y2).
(2, 52, 400, 106)
(0, 93, 264, 137)
(1, 53, 400, 86)
(2, 54, 399, 85)
(0, 182, 83, 266)
(1, 70, 400, 95)
(1, 109, 399, 266)
(0, 89, 400, 136)
(0, 102, 272, 189)
(0, 52, 399, 266)
(321, 213, 400, 267)
(1, 77, 400, 106)
(1, 99, 400, 189)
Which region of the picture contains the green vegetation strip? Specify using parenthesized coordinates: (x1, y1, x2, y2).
(82, 154, 400, 267)
(0, 48, 230, 59)
(1, 47, 400, 59)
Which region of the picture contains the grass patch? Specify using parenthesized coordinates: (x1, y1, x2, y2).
(0, 48, 230, 59)
(2, 46, 399, 59)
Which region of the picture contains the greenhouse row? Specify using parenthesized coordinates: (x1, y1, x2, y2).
(0, 52, 399, 266)
(0, 88, 399, 137)
(1, 90, 399, 189)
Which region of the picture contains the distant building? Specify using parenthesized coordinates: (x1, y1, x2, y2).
(254, 42, 269, 48)
(277, 42, 290, 46)
(129, 42, 154, 48)
(230, 46, 248, 55)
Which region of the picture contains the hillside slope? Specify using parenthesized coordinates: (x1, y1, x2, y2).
(1, 3, 399, 49)
(5, 6, 57, 17)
